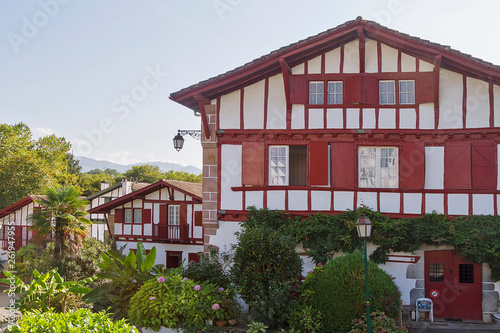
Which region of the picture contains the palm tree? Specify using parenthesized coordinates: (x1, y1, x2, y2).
(29, 185, 91, 260)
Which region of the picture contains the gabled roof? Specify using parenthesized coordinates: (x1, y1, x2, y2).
(85, 181, 150, 201)
(170, 17, 500, 110)
(88, 180, 202, 214)
(0, 196, 37, 219)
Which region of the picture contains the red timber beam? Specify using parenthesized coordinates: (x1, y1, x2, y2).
(434, 54, 441, 129)
(193, 93, 211, 140)
(358, 26, 365, 73)
(279, 58, 292, 129)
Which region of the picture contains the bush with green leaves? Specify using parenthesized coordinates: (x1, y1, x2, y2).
(129, 272, 238, 330)
(181, 250, 231, 289)
(0, 268, 94, 313)
(231, 225, 302, 329)
(349, 311, 408, 333)
(7, 309, 138, 333)
(246, 321, 269, 333)
(84, 241, 158, 319)
(304, 251, 402, 333)
(288, 304, 323, 333)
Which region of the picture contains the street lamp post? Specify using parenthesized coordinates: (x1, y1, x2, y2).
(356, 214, 372, 333)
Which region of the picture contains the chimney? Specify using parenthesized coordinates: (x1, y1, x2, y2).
(122, 179, 133, 195)
(100, 181, 110, 191)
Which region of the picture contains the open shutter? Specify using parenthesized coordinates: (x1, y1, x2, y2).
(400, 142, 425, 189)
(180, 205, 187, 225)
(444, 142, 471, 189)
(416, 72, 435, 103)
(159, 205, 167, 224)
(289, 75, 308, 104)
(194, 211, 202, 227)
(331, 142, 356, 188)
(142, 209, 151, 224)
(310, 141, 329, 185)
(471, 141, 497, 189)
(242, 142, 265, 185)
(114, 209, 123, 223)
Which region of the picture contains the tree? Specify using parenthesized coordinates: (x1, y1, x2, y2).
(78, 170, 120, 197)
(123, 164, 163, 183)
(0, 123, 74, 209)
(30, 185, 91, 260)
(164, 170, 202, 183)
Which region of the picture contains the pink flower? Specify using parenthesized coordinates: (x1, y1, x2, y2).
(149, 297, 156, 301)
(218, 287, 225, 292)
(317, 262, 323, 267)
(183, 278, 189, 281)
(157, 276, 165, 283)
(212, 303, 220, 310)
(194, 285, 201, 291)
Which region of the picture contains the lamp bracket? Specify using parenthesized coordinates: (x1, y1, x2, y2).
(178, 130, 201, 140)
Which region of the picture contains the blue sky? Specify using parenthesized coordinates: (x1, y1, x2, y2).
(1, 0, 500, 169)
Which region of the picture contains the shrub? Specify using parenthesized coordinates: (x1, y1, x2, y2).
(231, 226, 302, 328)
(304, 251, 402, 333)
(182, 250, 231, 289)
(349, 311, 408, 333)
(288, 304, 323, 333)
(7, 309, 138, 333)
(129, 273, 239, 330)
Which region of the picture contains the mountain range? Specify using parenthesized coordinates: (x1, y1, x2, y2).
(76, 156, 202, 175)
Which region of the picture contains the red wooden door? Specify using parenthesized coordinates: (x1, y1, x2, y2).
(425, 251, 482, 320)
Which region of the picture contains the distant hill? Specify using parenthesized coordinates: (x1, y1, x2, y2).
(76, 156, 202, 175)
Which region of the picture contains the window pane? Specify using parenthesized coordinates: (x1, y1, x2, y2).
(125, 209, 132, 223)
(270, 146, 288, 185)
(459, 264, 474, 283)
(134, 209, 142, 223)
(399, 80, 415, 104)
(168, 206, 180, 225)
(380, 81, 395, 105)
(429, 263, 444, 282)
(327, 81, 343, 104)
(309, 82, 324, 105)
(359, 147, 398, 188)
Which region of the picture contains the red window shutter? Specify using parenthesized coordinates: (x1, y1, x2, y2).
(159, 205, 167, 224)
(416, 72, 435, 103)
(242, 142, 265, 186)
(289, 75, 308, 104)
(331, 143, 356, 188)
(360, 74, 379, 104)
(180, 205, 187, 225)
(400, 142, 425, 189)
(142, 209, 151, 223)
(471, 141, 497, 189)
(188, 252, 201, 263)
(344, 75, 362, 104)
(114, 209, 123, 223)
(444, 142, 471, 189)
(310, 141, 329, 186)
(194, 211, 202, 227)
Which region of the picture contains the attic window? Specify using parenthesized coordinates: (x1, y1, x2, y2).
(309, 81, 324, 104)
(309, 81, 343, 105)
(399, 80, 415, 104)
(379, 80, 395, 105)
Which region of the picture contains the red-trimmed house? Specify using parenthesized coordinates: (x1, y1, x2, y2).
(88, 179, 203, 268)
(0, 196, 40, 251)
(170, 18, 500, 321)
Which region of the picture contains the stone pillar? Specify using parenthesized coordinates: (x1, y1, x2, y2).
(201, 104, 219, 252)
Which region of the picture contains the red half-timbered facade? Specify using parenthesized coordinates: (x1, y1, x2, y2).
(88, 179, 203, 268)
(0, 196, 39, 251)
(170, 18, 500, 321)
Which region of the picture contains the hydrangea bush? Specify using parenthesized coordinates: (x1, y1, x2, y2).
(129, 273, 239, 330)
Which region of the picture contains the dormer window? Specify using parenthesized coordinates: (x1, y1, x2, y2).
(309, 81, 343, 105)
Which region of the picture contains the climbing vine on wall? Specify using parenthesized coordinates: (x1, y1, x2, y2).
(243, 206, 500, 281)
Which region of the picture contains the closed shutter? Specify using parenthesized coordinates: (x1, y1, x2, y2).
(289, 76, 308, 104)
(188, 252, 201, 263)
(444, 142, 471, 189)
(114, 209, 123, 223)
(242, 142, 265, 185)
(416, 72, 435, 103)
(400, 142, 425, 189)
(142, 209, 151, 223)
(471, 141, 497, 189)
(360, 74, 379, 104)
(344, 75, 362, 104)
(331, 142, 356, 188)
(310, 141, 329, 186)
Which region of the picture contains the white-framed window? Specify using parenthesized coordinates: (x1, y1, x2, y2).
(379, 80, 396, 105)
(124, 209, 133, 223)
(269, 146, 307, 186)
(134, 209, 142, 224)
(399, 80, 415, 104)
(359, 147, 398, 188)
(309, 81, 324, 104)
(168, 205, 180, 225)
(327, 81, 343, 104)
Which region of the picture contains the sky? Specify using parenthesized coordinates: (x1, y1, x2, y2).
(2, 0, 500, 169)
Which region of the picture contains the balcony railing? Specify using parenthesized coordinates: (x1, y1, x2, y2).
(153, 224, 189, 242)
